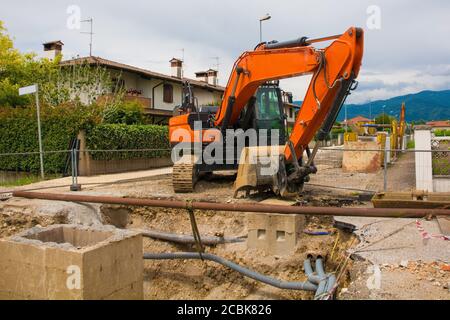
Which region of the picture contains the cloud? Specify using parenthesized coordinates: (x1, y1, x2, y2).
(2, 0, 450, 103)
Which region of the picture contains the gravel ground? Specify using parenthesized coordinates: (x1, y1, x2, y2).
(1, 151, 449, 300)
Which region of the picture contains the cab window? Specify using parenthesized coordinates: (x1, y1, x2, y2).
(256, 88, 281, 120)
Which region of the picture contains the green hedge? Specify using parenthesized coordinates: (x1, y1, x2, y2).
(85, 124, 170, 160)
(0, 104, 98, 173)
(434, 129, 450, 137)
(0, 104, 170, 172)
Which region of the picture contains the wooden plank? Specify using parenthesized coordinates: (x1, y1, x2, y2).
(372, 192, 450, 209)
(260, 198, 296, 206)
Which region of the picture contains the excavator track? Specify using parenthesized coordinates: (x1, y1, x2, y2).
(172, 155, 199, 193)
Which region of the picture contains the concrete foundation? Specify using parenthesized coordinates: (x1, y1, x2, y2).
(246, 212, 305, 256)
(0, 224, 143, 300)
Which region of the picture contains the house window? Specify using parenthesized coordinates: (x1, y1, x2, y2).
(289, 107, 293, 119)
(163, 84, 173, 103)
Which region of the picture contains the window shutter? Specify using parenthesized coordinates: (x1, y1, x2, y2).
(163, 84, 173, 103)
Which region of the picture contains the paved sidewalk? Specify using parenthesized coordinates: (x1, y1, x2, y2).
(0, 167, 172, 194)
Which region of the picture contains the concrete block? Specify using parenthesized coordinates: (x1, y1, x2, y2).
(342, 140, 381, 173)
(0, 224, 143, 300)
(246, 212, 305, 256)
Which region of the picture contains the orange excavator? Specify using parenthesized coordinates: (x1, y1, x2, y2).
(169, 27, 364, 197)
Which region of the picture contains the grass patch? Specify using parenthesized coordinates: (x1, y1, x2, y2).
(0, 173, 62, 187)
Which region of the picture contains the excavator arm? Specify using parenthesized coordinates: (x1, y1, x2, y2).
(169, 26, 364, 196)
(215, 27, 364, 161)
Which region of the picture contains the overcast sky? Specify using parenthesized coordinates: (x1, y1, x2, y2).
(3, 0, 450, 103)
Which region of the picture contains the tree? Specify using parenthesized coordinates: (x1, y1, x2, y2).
(374, 113, 394, 125)
(0, 21, 60, 107)
(0, 21, 121, 109)
(41, 60, 117, 107)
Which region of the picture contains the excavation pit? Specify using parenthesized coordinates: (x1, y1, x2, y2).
(0, 224, 143, 300)
(23, 225, 114, 248)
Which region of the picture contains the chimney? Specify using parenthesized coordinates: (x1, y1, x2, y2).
(170, 58, 183, 78)
(195, 71, 207, 83)
(43, 40, 64, 60)
(207, 69, 218, 86)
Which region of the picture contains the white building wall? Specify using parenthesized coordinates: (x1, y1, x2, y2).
(434, 178, 450, 192)
(193, 88, 222, 107)
(118, 73, 222, 111)
(414, 129, 433, 192)
(121, 71, 138, 89)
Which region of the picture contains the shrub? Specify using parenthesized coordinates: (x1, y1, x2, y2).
(434, 129, 450, 137)
(331, 127, 346, 134)
(102, 100, 144, 125)
(85, 124, 170, 160)
(0, 103, 101, 173)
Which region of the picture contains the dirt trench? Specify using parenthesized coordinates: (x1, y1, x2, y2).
(101, 202, 358, 300)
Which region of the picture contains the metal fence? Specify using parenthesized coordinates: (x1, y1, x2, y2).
(431, 138, 450, 176)
(0, 147, 449, 194)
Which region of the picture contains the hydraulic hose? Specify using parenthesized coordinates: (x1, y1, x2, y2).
(143, 252, 318, 292)
(138, 229, 246, 245)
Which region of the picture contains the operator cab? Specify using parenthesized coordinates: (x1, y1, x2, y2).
(240, 82, 286, 145)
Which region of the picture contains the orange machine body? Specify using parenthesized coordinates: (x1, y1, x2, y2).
(170, 27, 364, 162)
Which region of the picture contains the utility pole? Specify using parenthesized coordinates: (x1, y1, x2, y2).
(81, 18, 94, 56)
(344, 104, 348, 133)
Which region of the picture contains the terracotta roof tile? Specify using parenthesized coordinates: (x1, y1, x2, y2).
(60, 56, 225, 93)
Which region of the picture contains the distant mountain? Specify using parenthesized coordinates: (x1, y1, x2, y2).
(294, 90, 450, 122)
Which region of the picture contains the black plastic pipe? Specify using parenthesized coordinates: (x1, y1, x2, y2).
(143, 252, 318, 291)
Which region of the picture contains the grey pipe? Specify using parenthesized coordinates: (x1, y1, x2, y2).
(138, 229, 246, 245)
(314, 258, 329, 300)
(143, 252, 318, 292)
(324, 274, 336, 299)
(303, 258, 322, 285)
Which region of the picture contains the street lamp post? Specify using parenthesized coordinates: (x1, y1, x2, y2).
(19, 84, 44, 179)
(259, 14, 271, 43)
(344, 104, 348, 133)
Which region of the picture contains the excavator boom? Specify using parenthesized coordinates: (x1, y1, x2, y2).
(215, 27, 363, 161)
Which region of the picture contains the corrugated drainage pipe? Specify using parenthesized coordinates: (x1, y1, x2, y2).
(143, 252, 318, 292)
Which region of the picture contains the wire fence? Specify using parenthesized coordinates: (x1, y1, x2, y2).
(0, 146, 449, 194)
(431, 138, 450, 176)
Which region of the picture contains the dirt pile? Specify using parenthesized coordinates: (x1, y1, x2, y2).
(0, 212, 66, 238)
(123, 205, 356, 300)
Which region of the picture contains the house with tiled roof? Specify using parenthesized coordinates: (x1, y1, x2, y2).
(44, 41, 224, 124)
(426, 120, 450, 130)
(343, 115, 372, 126)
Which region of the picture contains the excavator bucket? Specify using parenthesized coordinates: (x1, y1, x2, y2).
(233, 145, 285, 197)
